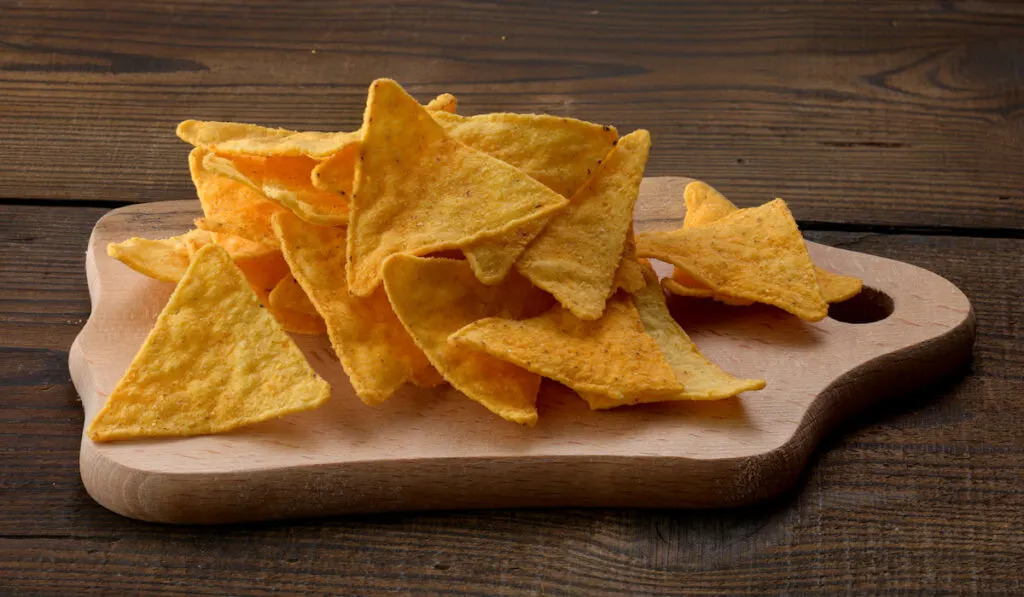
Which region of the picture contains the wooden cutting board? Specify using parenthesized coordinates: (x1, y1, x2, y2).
(70, 177, 975, 523)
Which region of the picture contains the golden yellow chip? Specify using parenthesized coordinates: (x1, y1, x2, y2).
(579, 266, 765, 409)
(177, 120, 361, 159)
(426, 93, 457, 113)
(269, 274, 319, 319)
(681, 180, 862, 304)
(637, 199, 828, 321)
(683, 180, 739, 228)
(662, 271, 755, 307)
(107, 229, 213, 283)
(431, 111, 618, 198)
(458, 217, 547, 285)
(346, 79, 568, 296)
(381, 254, 545, 425)
(613, 226, 646, 293)
(189, 148, 285, 249)
(87, 243, 330, 442)
(267, 275, 327, 335)
(516, 129, 651, 320)
(310, 141, 360, 195)
(434, 110, 618, 282)
(203, 152, 349, 226)
(273, 212, 439, 404)
(450, 294, 684, 406)
(815, 267, 863, 303)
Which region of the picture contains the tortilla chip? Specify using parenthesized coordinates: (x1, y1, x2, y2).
(815, 268, 864, 304)
(346, 79, 568, 296)
(662, 272, 755, 307)
(434, 110, 618, 282)
(637, 199, 828, 321)
(273, 212, 439, 403)
(613, 226, 646, 293)
(451, 294, 684, 407)
(426, 93, 457, 113)
(459, 217, 548, 285)
(87, 243, 330, 442)
(683, 180, 739, 228)
(269, 274, 319, 319)
(107, 229, 213, 283)
(203, 152, 349, 226)
(310, 141, 360, 195)
(266, 274, 327, 335)
(177, 120, 361, 159)
(516, 129, 651, 320)
(580, 266, 765, 409)
(381, 254, 544, 425)
(681, 180, 861, 304)
(430, 111, 617, 198)
(189, 148, 285, 249)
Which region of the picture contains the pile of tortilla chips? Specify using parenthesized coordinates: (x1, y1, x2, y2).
(90, 78, 861, 442)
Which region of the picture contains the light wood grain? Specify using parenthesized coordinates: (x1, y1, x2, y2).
(68, 179, 975, 523)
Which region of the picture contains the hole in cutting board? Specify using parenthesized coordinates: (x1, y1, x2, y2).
(827, 286, 894, 324)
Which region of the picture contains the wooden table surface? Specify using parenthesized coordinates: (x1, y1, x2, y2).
(2, 1, 1022, 595)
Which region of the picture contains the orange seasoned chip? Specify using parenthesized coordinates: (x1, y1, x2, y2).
(516, 129, 651, 320)
(310, 141, 360, 196)
(426, 93, 457, 113)
(87, 243, 330, 442)
(107, 229, 212, 283)
(382, 254, 545, 425)
(177, 120, 361, 159)
(189, 148, 285, 249)
(267, 275, 327, 335)
(273, 212, 439, 403)
(638, 199, 828, 321)
(450, 294, 684, 406)
(346, 79, 568, 296)
(580, 266, 765, 409)
(203, 152, 349, 226)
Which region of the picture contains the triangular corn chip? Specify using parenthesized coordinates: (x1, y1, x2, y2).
(676, 181, 862, 304)
(346, 79, 568, 296)
(107, 229, 213, 283)
(432, 110, 618, 283)
(267, 274, 327, 335)
(425, 93, 457, 113)
(87, 243, 330, 442)
(381, 254, 545, 425)
(189, 148, 285, 249)
(450, 294, 684, 405)
(579, 266, 765, 409)
(177, 120, 361, 159)
(516, 129, 651, 320)
(272, 212, 439, 404)
(815, 268, 863, 303)
(203, 152, 349, 226)
(683, 180, 739, 228)
(310, 141, 360, 195)
(430, 111, 618, 198)
(613, 226, 646, 293)
(637, 199, 829, 321)
(459, 217, 548, 285)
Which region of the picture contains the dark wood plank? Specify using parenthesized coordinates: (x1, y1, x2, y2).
(3, 1, 1024, 229)
(1, 204, 1021, 595)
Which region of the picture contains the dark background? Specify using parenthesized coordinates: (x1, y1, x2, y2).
(2, 1, 1022, 595)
